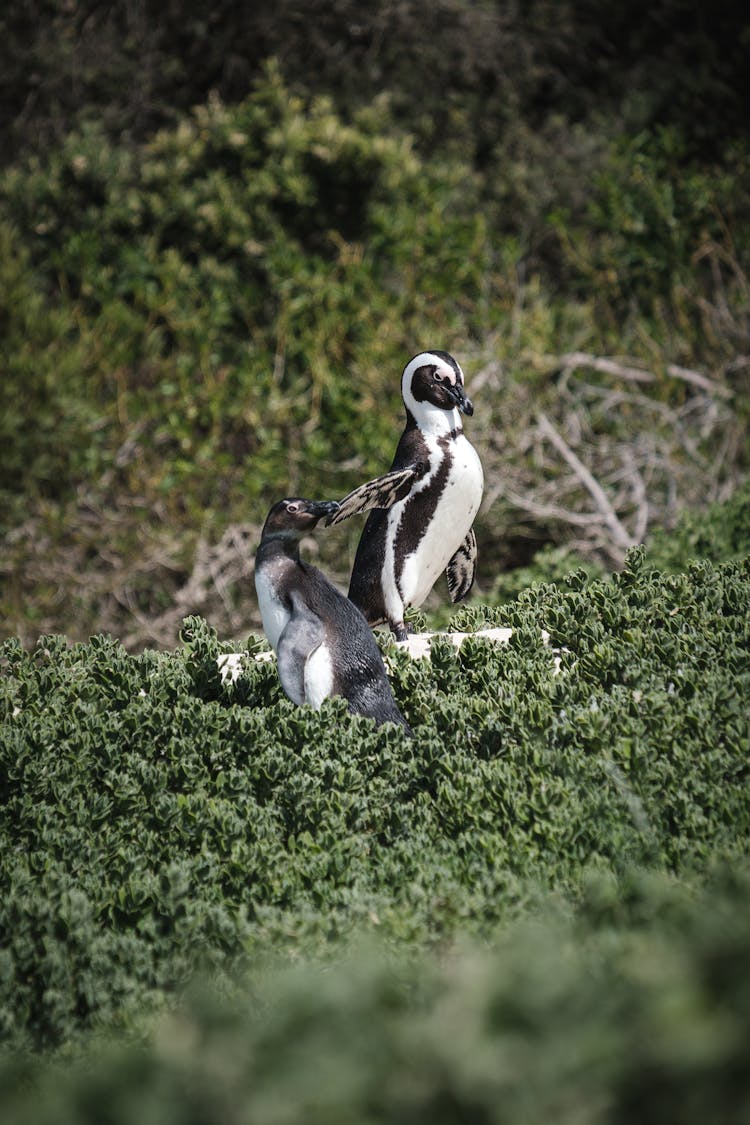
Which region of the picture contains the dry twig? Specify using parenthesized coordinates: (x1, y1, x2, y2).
(559, 351, 731, 397)
(536, 412, 636, 557)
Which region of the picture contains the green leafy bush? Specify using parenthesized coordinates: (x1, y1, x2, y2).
(645, 478, 750, 571)
(0, 224, 97, 524)
(0, 67, 487, 529)
(2, 546, 749, 1051)
(2, 868, 750, 1124)
(553, 128, 750, 317)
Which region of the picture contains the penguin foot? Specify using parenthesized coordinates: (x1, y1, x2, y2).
(392, 623, 409, 642)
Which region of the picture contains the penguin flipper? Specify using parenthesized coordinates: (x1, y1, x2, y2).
(277, 613, 325, 706)
(446, 528, 477, 603)
(325, 467, 417, 525)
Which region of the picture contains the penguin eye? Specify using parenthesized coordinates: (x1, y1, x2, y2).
(286, 502, 300, 514)
(434, 370, 445, 383)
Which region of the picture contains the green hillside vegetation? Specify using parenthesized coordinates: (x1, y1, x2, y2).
(2, 490, 750, 1120)
(3, 879, 750, 1125)
(1, 6, 749, 647)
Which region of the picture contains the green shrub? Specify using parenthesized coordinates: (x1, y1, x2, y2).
(2, 868, 750, 1124)
(2, 546, 749, 1051)
(553, 128, 750, 316)
(645, 478, 750, 571)
(0, 224, 97, 527)
(0, 67, 488, 528)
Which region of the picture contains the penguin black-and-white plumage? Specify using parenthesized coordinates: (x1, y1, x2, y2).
(254, 497, 410, 732)
(328, 350, 483, 641)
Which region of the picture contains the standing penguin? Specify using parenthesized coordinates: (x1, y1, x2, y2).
(255, 497, 410, 732)
(328, 350, 483, 641)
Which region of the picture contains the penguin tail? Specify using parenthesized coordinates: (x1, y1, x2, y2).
(380, 710, 413, 737)
(347, 686, 412, 735)
(384, 706, 413, 737)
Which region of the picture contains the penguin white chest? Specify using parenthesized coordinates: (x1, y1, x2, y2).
(254, 566, 291, 651)
(304, 643, 335, 708)
(396, 433, 483, 608)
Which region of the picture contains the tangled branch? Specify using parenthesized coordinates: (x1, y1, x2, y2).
(477, 349, 742, 568)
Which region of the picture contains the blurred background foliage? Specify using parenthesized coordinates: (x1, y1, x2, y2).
(1, 0, 749, 648)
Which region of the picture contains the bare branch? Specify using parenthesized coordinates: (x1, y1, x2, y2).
(559, 351, 731, 398)
(620, 449, 649, 543)
(559, 351, 655, 385)
(502, 486, 611, 529)
(536, 413, 636, 553)
(666, 363, 732, 397)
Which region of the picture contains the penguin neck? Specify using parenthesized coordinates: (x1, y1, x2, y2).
(405, 405, 463, 440)
(257, 531, 303, 569)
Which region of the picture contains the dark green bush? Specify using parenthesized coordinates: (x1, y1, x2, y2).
(2, 868, 750, 1124)
(4, 2, 748, 167)
(2, 547, 749, 1051)
(0, 67, 487, 534)
(553, 128, 750, 314)
(645, 478, 750, 571)
(0, 224, 97, 523)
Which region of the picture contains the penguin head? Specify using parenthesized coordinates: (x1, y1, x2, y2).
(262, 498, 340, 540)
(402, 350, 473, 432)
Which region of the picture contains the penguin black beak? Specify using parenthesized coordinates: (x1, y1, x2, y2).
(305, 500, 340, 522)
(449, 383, 474, 416)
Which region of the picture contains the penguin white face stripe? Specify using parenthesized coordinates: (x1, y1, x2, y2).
(401, 352, 468, 437)
(402, 351, 464, 391)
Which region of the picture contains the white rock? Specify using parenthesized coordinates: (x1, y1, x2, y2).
(394, 627, 514, 660)
(216, 626, 566, 680)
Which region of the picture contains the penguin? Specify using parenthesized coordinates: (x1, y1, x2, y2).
(254, 497, 411, 732)
(327, 350, 483, 641)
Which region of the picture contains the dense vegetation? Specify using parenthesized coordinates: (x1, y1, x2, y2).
(1, 2, 748, 647)
(4, 878, 750, 1124)
(3, 1, 749, 168)
(2, 6, 749, 1119)
(1, 489, 750, 1119)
